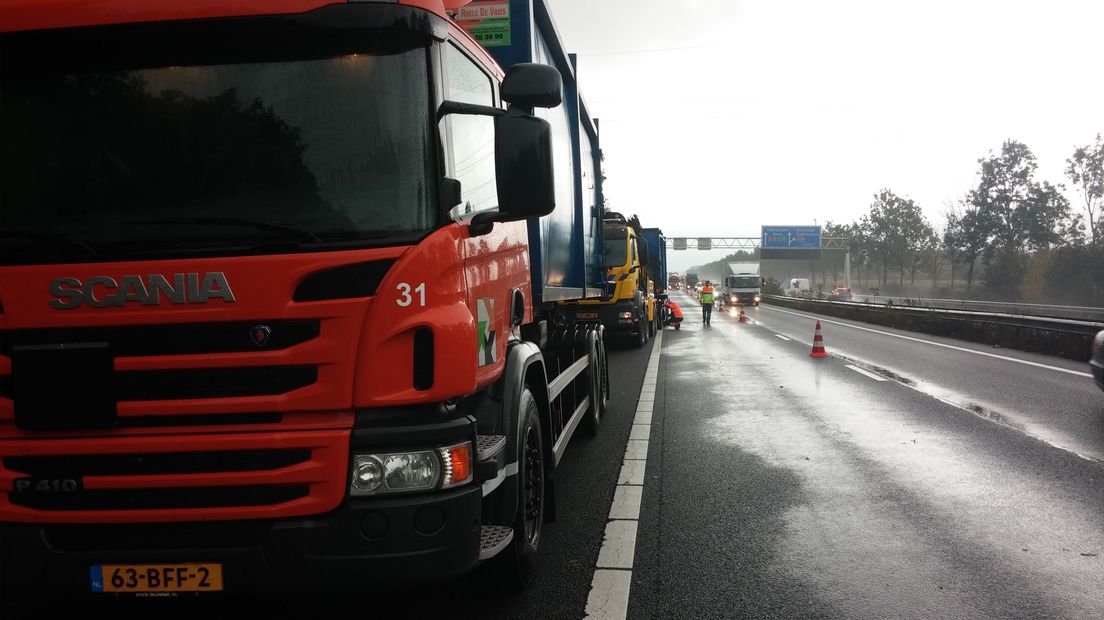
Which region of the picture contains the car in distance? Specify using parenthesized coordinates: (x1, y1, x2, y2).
(1092, 330, 1104, 392)
(827, 287, 853, 302)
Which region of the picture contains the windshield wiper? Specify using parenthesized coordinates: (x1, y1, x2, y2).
(0, 229, 98, 256)
(120, 217, 323, 243)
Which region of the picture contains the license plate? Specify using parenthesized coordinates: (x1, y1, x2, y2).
(91, 563, 223, 593)
(577, 312, 599, 319)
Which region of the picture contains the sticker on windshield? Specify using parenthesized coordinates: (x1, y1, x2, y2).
(477, 298, 497, 366)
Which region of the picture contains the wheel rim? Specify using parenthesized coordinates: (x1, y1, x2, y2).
(591, 351, 602, 423)
(523, 426, 543, 545)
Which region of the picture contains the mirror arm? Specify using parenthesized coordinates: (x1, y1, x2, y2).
(436, 100, 507, 123)
(469, 211, 508, 237)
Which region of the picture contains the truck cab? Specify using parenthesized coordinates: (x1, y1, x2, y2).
(572, 212, 651, 347)
(0, 0, 610, 599)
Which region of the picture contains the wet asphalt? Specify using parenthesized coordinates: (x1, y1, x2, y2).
(629, 291, 1104, 619)
(749, 301, 1104, 461)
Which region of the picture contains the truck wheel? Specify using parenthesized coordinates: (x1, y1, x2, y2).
(634, 320, 646, 348)
(583, 337, 603, 436)
(494, 388, 544, 591)
(598, 340, 610, 415)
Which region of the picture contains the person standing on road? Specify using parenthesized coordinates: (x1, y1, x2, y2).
(699, 280, 715, 326)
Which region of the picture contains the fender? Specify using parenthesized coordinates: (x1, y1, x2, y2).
(477, 340, 547, 523)
(500, 340, 547, 469)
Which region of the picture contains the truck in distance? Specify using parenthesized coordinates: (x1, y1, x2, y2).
(721, 262, 762, 306)
(570, 212, 654, 348)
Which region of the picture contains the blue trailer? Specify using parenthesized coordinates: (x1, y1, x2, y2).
(643, 228, 669, 297)
(480, 0, 606, 304)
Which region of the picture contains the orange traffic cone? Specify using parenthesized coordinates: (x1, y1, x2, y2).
(809, 321, 829, 357)
(738, 304, 749, 323)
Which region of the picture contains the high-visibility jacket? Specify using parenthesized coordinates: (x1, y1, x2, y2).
(700, 286, 715, 304)
(666, 301, 684, 319)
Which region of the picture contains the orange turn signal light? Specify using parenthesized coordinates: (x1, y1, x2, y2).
(439, 442, 473, 488)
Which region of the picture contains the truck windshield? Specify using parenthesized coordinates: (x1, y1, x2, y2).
(604, 235, 628, 267)
(1, 40, 435, 266)
(728, 277, 760, 288)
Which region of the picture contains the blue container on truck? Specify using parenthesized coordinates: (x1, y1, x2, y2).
(480, 0, 606, 303)
(643, 228, 668, 297)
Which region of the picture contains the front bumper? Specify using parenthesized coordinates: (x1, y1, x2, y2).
(571, 301, 641, 333)
(1, 410, 492, 597)
(0, 484, 483, 596)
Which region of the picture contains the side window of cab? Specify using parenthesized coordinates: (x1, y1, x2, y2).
(443, 44, 497, 216)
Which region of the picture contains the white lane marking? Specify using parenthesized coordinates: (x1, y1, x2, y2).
(624, 439, 649, 460)
(775, 334, 791, 341)
(846, 364, 889, 382)
(595, 520, 639, 569)
(763, 305, 1093, 378)
(587, 331, 662, 620)
(585, 570, 633, 619)
(618, 459, 648, 485)
(608, 486, 643, 520)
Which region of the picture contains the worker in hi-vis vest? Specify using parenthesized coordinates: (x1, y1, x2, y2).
(699, 281, 716, 326)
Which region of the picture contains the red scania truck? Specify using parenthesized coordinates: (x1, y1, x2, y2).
(0, 0, 611, 599)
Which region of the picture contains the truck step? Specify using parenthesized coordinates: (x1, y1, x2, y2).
(478, 525, 514, 560)
(476, 434, 507, 461)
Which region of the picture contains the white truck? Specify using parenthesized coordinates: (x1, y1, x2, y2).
(786, 278, 812, 297)
(721, 262, 762, 306)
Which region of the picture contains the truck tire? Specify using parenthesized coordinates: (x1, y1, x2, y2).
(493, 388, 545, 591)
(634, 317, 646, 349)
(583, 335, 603, 436)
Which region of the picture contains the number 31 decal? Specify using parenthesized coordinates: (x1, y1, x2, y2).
(396, 283, 426, 307)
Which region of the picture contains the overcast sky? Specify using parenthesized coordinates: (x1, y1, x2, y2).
(544, 0, 1104, 272)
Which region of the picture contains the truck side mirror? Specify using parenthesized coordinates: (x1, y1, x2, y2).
(494, 111, 555, 222)
(491, 63, 562, 224)
(501, 63, 562, 111)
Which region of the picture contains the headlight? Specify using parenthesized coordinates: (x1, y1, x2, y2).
(351, 445, 469, 496)
(383, 453, 439, 492)
(754, 296, 761, 302)
(730, 294, 737, 301)
(352, 456, 384, 493)
(619, 311, 633, 319)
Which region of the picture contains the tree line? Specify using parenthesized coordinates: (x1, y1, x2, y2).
(688, 135, 1103, 304)
(836, 134, 1103, 304)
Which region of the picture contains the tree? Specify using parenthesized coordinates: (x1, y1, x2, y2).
(968, 140, 1074, 296)
(942, 203, 963, 289)
(862, 189, 932, 289)
(959, 208, 990, 293)
(1066, 133, 1104, 245)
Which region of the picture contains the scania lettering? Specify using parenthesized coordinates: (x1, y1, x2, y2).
(0, 0, 611, 600)
(48, 273, 236, 308)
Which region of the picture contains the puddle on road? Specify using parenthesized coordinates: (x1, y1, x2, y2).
(665, 323, 1104, 619)
(823, 352, 1098, 457)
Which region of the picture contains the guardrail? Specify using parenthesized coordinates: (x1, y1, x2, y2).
(843, 294, 1104, 323)
(761, 294, 1102, 361)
